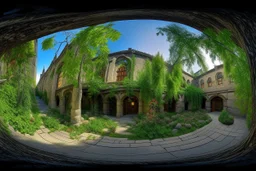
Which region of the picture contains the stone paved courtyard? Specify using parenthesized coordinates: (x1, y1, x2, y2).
(9, 97, 249, 164)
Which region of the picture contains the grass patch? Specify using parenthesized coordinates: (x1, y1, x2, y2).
(66, 117, 118, 139)
(110, 110, 212, 140)
(218, 110, 234, 125)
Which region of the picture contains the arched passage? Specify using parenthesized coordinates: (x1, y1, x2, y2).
(64, 92, 72, 114)
(56, 96, 60, 107)
(81, 91, 91, 112)
(202, 97, 207, 109)
(211, 96, 223, 112)
(123, 96, 138, 115)
(164, 98, 176, 112)
(108, 97, 116, 116)
(97, 95, 103, 114)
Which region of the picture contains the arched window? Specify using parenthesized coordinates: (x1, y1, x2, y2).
(57, 72, 63, 88)
(200, 79, 204, 88)
(216, 72, 223, 85)
(116, 57, 129, 82)
(207, 77, 212, 87)
(187, 79, 190, 84)
(117, 66, 127, 81)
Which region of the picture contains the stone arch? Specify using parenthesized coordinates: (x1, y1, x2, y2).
(0, 6, 255, 165)
(108, 96, 117, 116)
(123, 96, 139, 115)
(164, 97, 176, 113)
(211, 96, 223, 112)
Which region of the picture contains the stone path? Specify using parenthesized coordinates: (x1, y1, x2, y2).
(9, 97, 249, 164)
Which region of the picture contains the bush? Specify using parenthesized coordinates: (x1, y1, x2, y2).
(218, 110, 234, 125)
(42, 116, 61, 131)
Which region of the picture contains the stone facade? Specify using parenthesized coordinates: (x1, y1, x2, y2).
(37, 48, 240, 117)
(0, 40, 37, 85)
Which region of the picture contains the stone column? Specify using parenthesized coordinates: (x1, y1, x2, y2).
(107, 57, 116, 82)
(49, 69, 57, 108)
(103, 99, 109, 115)
(176, 95, 184, 113)
(116, 96, 122, 118)
(223, 99, 228, 110)
(59, 94, 65, 114)
(206, 100, 211, 112)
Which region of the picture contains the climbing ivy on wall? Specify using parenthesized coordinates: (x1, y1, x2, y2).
(183, 85, 204, 111)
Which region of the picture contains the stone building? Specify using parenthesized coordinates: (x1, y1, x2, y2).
(37, 48, 240, 117)
(0, 40, 37, 86)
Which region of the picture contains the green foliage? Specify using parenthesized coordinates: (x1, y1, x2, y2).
(202, 29, 252, 127)
(183, 85, 204, 110)
(157, 24, 208, 73)
(61, 23, 121, 87)
(126, 110, 211, 140)
(0, 83, 42, 135)
(157, 24, 252, 128)
(0, 41, 42, 135)
(108, 84, 118, 98)
(122, 77, 138, 97)
(67, 117, 118, 139)
(129, 122, 171, 139)
(42, 116, 61, 132)
(42, 90, 48, 105)
(165, 63, 183, 101)
(1, 41, 35, 68)
(42, 36, 55, 50)
(218, 110, 234, 125)
(137, 60, 152, 104)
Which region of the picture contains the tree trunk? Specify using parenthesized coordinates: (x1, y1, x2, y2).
(70, 54, 85, 125)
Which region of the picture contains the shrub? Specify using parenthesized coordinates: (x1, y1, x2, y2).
(218, 110, 234, 125)
(42, 116, 61, 131)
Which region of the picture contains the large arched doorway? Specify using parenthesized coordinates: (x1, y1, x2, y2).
(64, 92, 72, 114)
(97, 95, 103, 114)
(123, 96, 138, 115)
(164, 98, 176, 112)
(81, 92, 91, 112)
(108, 97, 116, 116)
(211, 96, 223, 112)
(202, 97, 207, 109)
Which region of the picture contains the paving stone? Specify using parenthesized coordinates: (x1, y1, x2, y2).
(228, 132, 244, 137)
(209, 132, 221, 139)
(102, 136, 127, 141)
(159, 138, 182, 145)
(100, 139, 115, 143)
(36, 129, 43, 134)
(41, 128, 50, 133)
(179, 137, 212, 150)
(39, 133, 63, 144)
(85, 139, 101, 145)
(49, 132, 75, 143)
(97, 142, 130, 147)
(135, 140, 151, 143)
(130, 143, 151, 147)
(165, 146, 181, 152)
(119, 140, 135, 144)
(215, 135, 226, 142)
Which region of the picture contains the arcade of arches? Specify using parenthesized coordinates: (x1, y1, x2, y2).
(38, 49, 240, 118)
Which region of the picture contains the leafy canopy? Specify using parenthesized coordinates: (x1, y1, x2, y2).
(61, 23, 121, 87)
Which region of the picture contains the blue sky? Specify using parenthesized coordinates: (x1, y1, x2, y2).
(36, 19, 221, 84)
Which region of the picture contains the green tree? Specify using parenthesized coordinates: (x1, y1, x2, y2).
(157, 24, 252, 127)
(137, 53, 166, 106)
(42, 23, 120, 125)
